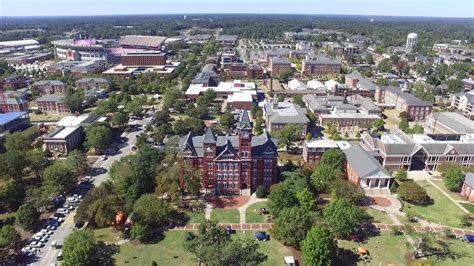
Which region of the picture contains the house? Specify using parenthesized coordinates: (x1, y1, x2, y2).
(343, 145, 393, 189)
(43, 126, 83, 155)
(263, 100, 309, 135)
(178, 111, 278, 194)
(270, 57, 291, 77)
(375, 86, 433, 121)
(36, 95, 69, 114)
(33, 80, 67, 95)
(425, 112, 474, 134)
(75, 77, 109, 90)
(461, 173, 474, 203)
(450, 90, 474, 120)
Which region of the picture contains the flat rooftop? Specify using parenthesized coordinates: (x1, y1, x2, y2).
(48, 126, 80, 139)
(0, 111, 28, 125)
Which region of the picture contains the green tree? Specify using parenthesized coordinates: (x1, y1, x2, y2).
(311, 164, 339, 192)
(63, 93, 83, 113)
(254, 116, 264, 135)
(320, 149, 346, 172)
(305, 132, 312, 141)
(0, 224, 20, 249)
(399, 118, 409, 132)
(16, 203, 39, 230)
(276, 124, 303, 150)
(133, 194, 172, 226)
(62, 230, 96, 266)
(4, 131, 32, 151)
(278, 69, 293, 82)
(255, 185, 267, 198)
(267, 182, 299, 217)
(85, 123, 113, 154)
(0, 150, 28, 182)
(124, 96, 146, 116)
(372, 119, 385, 131)
(162, 87, 183, 109)
(396, 169, 408, 182)
(301, 225, 337, 266)
(220, 110, 236, 131)
(66, 150, 88, 175)
(111, 111, 129, 128)
(323, 199, 368, 238)
(413, 124, 424, 134)
(330, 178, 365, 204)
(296, 187, 316, 212)
(0, 179, 25, 211)
(273, 206, 315, 248)
(397, 181, 430, 205)
(399, 111, 411, 121)
(130, 224, 151, 241)
(444, 168, 465, 192)
(42, 161, 76, 195)
(293, 95, 304, 107)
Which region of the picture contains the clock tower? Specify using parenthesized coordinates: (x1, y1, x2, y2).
(238, 110, 252, 191)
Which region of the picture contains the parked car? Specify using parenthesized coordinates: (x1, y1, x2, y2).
(21, 247, 37, 253)
(40, 229, 54, 235)
(28, 241, 43, 248)
(72, 194, 83, 200)
(102, 155, 108, 161)
(56, 209, 69, 215)
(46, 225, 57, 231)
(63, 204, 74, 211)
(255, 232, 269, 241)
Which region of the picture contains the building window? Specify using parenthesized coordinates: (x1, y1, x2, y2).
(217, 163, 221, 171)
(229, 164, 233, 171)
(207, 163, 213, 170)
(447, 156, 455, 162)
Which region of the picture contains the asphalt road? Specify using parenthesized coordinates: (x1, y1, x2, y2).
(33, 113, 154, 266)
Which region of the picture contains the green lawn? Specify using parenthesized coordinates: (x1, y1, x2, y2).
(402, 181, 472, 229)
(460, 203, 474, 214)
(432, 180, 466, 201)
(211, 208, 240, 223)
(338, 232, 413, 266)
(114, 231, 293, 266)
(365, 208, 394, 224)
(246, 202, 269, 223)
(183, 210, 206, 224)
(94, 227, 121, 244)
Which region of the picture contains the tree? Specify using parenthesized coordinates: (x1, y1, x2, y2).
(203, 88, 217, 102)
(330, 178, 365, 204)
(0, 179, 25, 211)
(16, 203, 39, 230)
(130, 224, 151, 241)
(311, 164, 339, 192)
(372, 119, 385, 131)
(323, 199, 368, 238)
(397, 181, 430, 205)
(133, 194, 172, 227)
(111, 111, 129, 128)
(444, 167, 465, 192)
(301, 225, 337, 266)
(378, 59, 393, 73)
(162, 87, 183, 109)
(399, 111, 411, 121)
(42, 161, 76, 195)
(293, 95, 304, 107)
(0, 225, 20, 249)
(62, 230, 96, 266)
(296, 187, 316, 212)
(267, 182, 299, 217)
(85, 123, 113, 154)
(66, 150, 88, 175)
(399, 118, 410, 132)
(220, 110, 235, 131)
(396, 169, 408, 182)
(4, 131, 31, 151)
(255, 185, 267, 198)
(0, 150, 28, 182)
(254, 116, 264, 135)
(276, 124, 303, 150)
(64, 93, 83, 113)
(278, 69, 293, 82)
(413, 124, 424, 134)
(272, 206, 315, 248)
(320, 149, 346, 172)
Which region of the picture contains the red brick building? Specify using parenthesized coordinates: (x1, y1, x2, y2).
(461, 173, 474, 203)
(302, 59, 341, 76)
(37, 95, 69, 114)
(0, 98, 29, 112)
(247, 64, 264, 79)
(121, 52, 167, 66)
(270, 57, 291, 77)
(179, 111, 279, 194)
(33, 80, 67, 95)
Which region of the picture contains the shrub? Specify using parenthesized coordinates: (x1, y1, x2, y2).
(255, 185, 267, 198)
(395, 169, 408, 182)
(397, 181, 430, 206)
(130, 224, 151, 242)
(444, 168, 465, 192)
(460, 214, 472, 227)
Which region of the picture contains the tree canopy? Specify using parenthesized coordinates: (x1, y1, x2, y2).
(301, 225, 338, 266)
(323, 199, 369, 238)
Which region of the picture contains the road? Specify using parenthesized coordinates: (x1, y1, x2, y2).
(34, 113, 154, 266)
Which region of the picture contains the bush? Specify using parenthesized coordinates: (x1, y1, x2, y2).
(444, 168, 465, 192)
(130, 224, 151, 241)
(460, 214, 472, 227)
(395, 169, 408, 182)
(255, 185, 267, 198)
(397, 181, 431, 206)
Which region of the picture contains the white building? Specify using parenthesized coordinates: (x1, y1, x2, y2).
(406, 33, 418, 52)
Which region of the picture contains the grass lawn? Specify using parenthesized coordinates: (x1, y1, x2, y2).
(114, 231, 293, 266)
(460, 203, 474, 214)
(431, 180, 466, 201)
(183, 210, 206, 224)
(246, 202, 269, 223)
(338, 232, 413, 266)
(211, 208, 240, 223)
(403, 181, 471, 229)
(365, 208, 394, 224)
(29, 111, 68, 122)
(0, 212, 15, 220)
(432, 236, 474, 265)
(94, 227, 122, 244)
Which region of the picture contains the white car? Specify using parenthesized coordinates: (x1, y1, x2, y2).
(66, 197, 79, 203)
(40, 236, 49, 243)
(28, 241, 43, 248)
(72, 194, 83, 200)
(22, 247, 37, 253)
(56, 208, 69, 215)
(35, 232, 49, 239)
(46, 225, 57, 231)
(31, 235, 42, 242)
(40, 229, 54, 235)
(63, 204, 74, 211)
(102, 155, 108, 161)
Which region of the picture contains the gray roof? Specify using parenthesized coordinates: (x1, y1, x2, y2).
(303, 95, 331, 112)
(346, 72, 377, 92)
(202, 127, 217, 144)
(5, 97, 26, 105)
(384, 86, 432, 107)
(120, 35, 166, 47)
(238, 110, 252, 129)
(304, 58, 341, 65)
(216, 35, 239, 42)
(270, 57, 291, 65)
(335, 103, 357, 110)
(37, 94, 64, 103)
(353, 97, 382, 112)
(428, 112, 474, 134)
(454, 91, 474, 104)
(75, 77, 108, 84)
(465, 173, 474, 188)
(264, 102, 309, 124)
(343, 145, 391, 179)
(33, 80, 65, 86)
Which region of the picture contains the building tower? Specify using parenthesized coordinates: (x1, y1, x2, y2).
(0, 86, 6, 113)
(406, 33, 418, 52)
(238, 110, 252, 192)
(202, 127, 217, 191)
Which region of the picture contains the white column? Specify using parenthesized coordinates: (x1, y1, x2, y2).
(368, 179, 372, 188)
(378, 179, 381, 188)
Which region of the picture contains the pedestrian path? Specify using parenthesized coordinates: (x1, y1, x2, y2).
(427, 178, 470, 215)
(172, 223, 272, 231)
(237, 193, 268, 223)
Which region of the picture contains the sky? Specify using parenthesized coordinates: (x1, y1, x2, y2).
(0, 0, 473, 18)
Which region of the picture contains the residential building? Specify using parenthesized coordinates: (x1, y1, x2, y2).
(33, 80, 67, 95)
(360, 130, 474, 171)
(343, 145, 393, 189)
(1, 98, 29, 112)
(263, 100, 309, 135)
(450, 90, 474, 119)
(75, 77, 109, 90)
(461, 173, 474, 203)
(425, 112, 474, 134)
(269, 57, 291, 77)
(301, 59, 341, 76)
(43, 126, 83, 155)
(0, 111, 30, 133)
(227, 63, 247, 79)
(246, 64, 264, 79)
(0, 75, 30, 90)
(36, 95, 69, 114)
(178, 111, 279, 194)
(375, 86, 433, 121)
(463, 78, 474, 90)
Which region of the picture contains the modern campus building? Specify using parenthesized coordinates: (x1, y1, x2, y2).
(425, 112, 474, 135)
(0, 111, 31, 133)
(450, 90, 473, 120)
(179, 111, 279, 195)
(185, 80, 260, 104)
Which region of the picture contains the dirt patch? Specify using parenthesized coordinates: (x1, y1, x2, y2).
(129, 239, 141, 245)
(372, 196, 392, 207)
(206, 196, 250, 209)
(289, 246, 304, 266)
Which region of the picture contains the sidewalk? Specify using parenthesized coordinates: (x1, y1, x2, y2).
(173, 223, 272, 231)
(237, 193, 268, 223)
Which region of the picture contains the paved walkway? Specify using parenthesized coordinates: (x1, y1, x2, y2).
(237, 193, 268, 223)
(173, 223, 272, 231)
